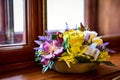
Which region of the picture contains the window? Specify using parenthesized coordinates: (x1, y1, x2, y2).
(0, 0, 25, 45)
(46, 0, 84, 31)
(13, 0, 25, 44)
(13, 0, 24, 32)
(43, 0, 98, 32)
(0, 0, 43, 71)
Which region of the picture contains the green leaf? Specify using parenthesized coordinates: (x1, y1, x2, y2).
(93, 61, 100, 64)
(63, 37, 69, 49)
(35, 51, 41, 56)
(35, 57, 39, 61)
(52, 34, 57, 40)
(101, 61, 116, 66)
(75, 56, 91, 63)
(42, 61, 54, 73)
(48, 61, 54, 69)
(42, 66, 49, 73)
(35, 51, 39, 55)
(78, 27, 81, 31)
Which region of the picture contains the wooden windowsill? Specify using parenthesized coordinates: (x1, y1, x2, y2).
(0, 52, 120, 80)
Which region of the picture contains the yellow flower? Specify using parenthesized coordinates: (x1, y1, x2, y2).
(58, 52, 77, 68)
(92, 37, 103, 46)
(70, 31, 84, 40)
(69, 39, 83, 47)
(57, 29, 113, 68)
(77, 45, 87, 56)
(41, 51, 46, 55)
(98, 51, 110, 61)
(70, 46, 81, 54)
(63, 29, 75, 38)
(64, 29, 84, 39)
(64, 30, 85, 47)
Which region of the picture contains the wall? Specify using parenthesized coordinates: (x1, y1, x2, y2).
(98, 0, 120, 35)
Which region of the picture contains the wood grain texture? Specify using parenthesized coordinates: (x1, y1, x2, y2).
(98, 0, 120, 35)
(84, 0, 98, 31)
(0, 61, 36, 72)
(102, 34, 120, 52)
(0, 53, 120, 80)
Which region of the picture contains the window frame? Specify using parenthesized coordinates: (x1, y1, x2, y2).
(0, 0, 43, 72)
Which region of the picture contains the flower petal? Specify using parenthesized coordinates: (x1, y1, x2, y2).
(84, 34, 90, 44)
(38, 36, 51, 42)
(54, 47, 63, 56)
(34, 40, 42, 45)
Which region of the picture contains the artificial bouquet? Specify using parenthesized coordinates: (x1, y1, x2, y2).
(34, 24, 115, 73)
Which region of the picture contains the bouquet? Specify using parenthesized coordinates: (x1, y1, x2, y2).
(34, 23, 115, 73)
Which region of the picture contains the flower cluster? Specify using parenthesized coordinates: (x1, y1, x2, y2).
(34, 24, 115, 73)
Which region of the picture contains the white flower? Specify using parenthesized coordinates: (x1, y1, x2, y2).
(84, 31, 98, 37)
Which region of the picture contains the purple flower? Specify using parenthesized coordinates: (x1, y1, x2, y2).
(34, 47, 41, 50)
(108, 49, 116, 53)
(43, 41, 52, 53)
(40, 47, 63, 66)
(84, 34, 90, 44)
(40, 40, 64, 66)
(65, 22, 69, 31)
(38, 36, 50, 42)
(97, 42, 110, 49)
(53, 47, 63, 56)
(34, 40, 42, 45)
(41, 54, 53, 65)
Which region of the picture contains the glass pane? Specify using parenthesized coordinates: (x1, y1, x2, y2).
(13, 0, 24, 32)
(13, 0, 25, 44)
(47, 0, 84, 31)
(0, 0, 25, 45)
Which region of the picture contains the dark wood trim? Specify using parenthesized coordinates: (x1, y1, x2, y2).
(38, 0, 43, 36)
(0, 0, 42, 65)
(84, 0, 98, 31)
(0, 60, 37, 72)
(42, 0, 47, 35)
(102, 34, 120, 52)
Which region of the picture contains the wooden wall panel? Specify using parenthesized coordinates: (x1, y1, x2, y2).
(98, 0, 120, 35)
(84, 0, 98, 31)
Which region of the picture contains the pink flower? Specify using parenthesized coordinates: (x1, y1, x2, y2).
(43, 41, 52, 53)
(41, 40, 63, 66)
